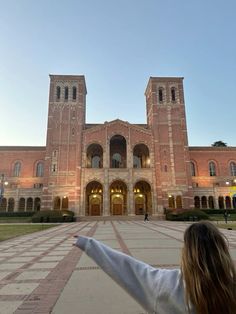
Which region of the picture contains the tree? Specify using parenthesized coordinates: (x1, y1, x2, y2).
(211, 141, 227, 147)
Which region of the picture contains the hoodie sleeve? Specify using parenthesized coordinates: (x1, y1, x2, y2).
(76, 236, 169, 313)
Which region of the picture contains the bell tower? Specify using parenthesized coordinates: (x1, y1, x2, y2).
(145, 77, 193, 211)
(42, 75, 87, 213)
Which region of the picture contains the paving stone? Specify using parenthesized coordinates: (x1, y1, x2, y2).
(0, 263, 25, 270)
(0, 301, 23, 314)
(29, 262, 59, 269)
(0, 283, 39, 295)
(40, 256, 65, 262)
(8, 257, 34, 263)
(0, 272, 11, 280)
(16, 271, 50, 280)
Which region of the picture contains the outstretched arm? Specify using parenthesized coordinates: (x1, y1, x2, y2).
(75, 236, 164, 313)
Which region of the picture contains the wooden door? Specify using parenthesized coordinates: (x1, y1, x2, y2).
(91, 204, 100, 216)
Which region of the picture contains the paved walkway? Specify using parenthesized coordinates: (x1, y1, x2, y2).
(0, 221, 236, 314)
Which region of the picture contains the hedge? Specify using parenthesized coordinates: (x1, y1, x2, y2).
(166, 210, 209, 221)
(201, 209, 236, 215)
(32, 210, 74, 223)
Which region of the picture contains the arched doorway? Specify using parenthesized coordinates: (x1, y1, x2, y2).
(86, 181, 103, 216)
(110, 180, 127, 215)
(134, 181, 152, 215)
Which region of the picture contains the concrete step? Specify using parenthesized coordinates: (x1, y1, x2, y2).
(75, 215, 165, 222)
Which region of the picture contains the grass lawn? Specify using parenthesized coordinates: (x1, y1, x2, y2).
(0, 224, 58, 242)
(0, 217, 32, 223)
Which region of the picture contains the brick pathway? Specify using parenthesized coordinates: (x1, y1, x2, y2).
(0, 221, 235, 314)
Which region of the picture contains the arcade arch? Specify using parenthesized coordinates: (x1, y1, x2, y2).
(110, 135, 127, 168)
(133, 144, 150, 168)
(110, 180, 127, 215)
(86, 181, 103, 216)
(133, 181, 152, 215)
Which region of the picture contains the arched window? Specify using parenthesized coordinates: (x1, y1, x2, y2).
(53, 197, 61, 210)
(164, 165, 168, 172)
(112, 153, 122, 168)
(168, 195, 175, 209)
(190, 162, 196, 176)
(62, 197, 69, 209)
(133, 144, 150, 168)
(133, 156, 141, 168)
(201, 196, 207, 208)
(87, 144, 103, 168)
(8, 198, 15, 212)
(110, 135, 127, 168)
(91, 156, 101, 168)
(158, 88, 163, 102)
(13, 162, 21, 177)
(230, 162, 236, 176)
(209, 161, 216, 176)
(208, 196, 214, 209)
(56, 86, 61, 100)
(0, 198, 7, 211)
(171, 88, 176, 102)
(26, 198, 33, 211)
(36, 162, 44, 177)
(218, 196, 224, 209)
(225, 196, 231, 209)
(194, 196, 200, 209)
(65, 86, 69, 100)
(34, 197, 41, 211)
(176, 195, 182, 208)
(72, 87, 77, 100)
(18, 198, 25, 212)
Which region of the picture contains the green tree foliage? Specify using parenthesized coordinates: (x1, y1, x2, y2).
(212, 141, 227, 147)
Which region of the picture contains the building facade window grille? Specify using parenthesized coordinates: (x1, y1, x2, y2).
(209, 161, 216, 176)
(72, 87, 77, 100)
(65, 87, 69, 100)
(56, 86, 61, 100)
(171, 88, 176, 102)
(13, 162, 21, 177)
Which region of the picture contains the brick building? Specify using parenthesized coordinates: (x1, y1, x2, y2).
(0, 75, 236, 216)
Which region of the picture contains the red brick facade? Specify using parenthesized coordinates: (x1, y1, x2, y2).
(0, 75, 236, 216)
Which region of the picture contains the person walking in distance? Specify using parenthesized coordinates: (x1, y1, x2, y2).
(224, 210, 228, 223)
(74, 222, 236, 313)
(144, 212, 149, 222)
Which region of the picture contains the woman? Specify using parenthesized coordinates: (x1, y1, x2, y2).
(74, 222, 236, 313)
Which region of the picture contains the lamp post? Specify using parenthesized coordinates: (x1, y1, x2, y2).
(0, 174, 8, 205)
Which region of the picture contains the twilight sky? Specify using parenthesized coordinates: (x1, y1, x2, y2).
(0, 0, 235, 147)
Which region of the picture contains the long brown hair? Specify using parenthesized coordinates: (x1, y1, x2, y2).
(181, 222, 236, 314)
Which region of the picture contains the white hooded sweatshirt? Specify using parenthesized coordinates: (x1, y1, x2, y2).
(76, 236, 194, 314)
